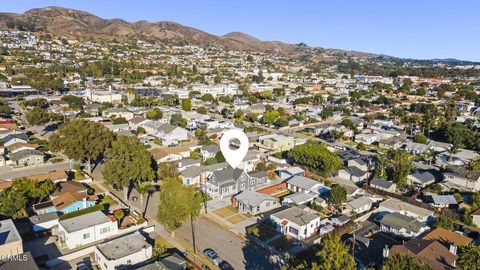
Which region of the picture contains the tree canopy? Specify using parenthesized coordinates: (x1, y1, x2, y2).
(288, 143, 343, 176)
(382, 254, 430, 270)
(103, 136, 156, 199)
(49, 119, 114, 173)
(157, 177, 202, 232)
(313, 234, 356, 270)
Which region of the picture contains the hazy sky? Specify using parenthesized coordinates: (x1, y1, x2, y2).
(1, 0, 479, 61)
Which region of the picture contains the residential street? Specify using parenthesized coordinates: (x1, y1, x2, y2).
(176, 215, 279, 270)
(0, 161, 71, 180)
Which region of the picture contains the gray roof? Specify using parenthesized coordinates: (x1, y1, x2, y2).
(332, 214, 350, 224)
(0, 219, 22, 245)
(136, 252, 187, 270)
(59, 211, 111, 233)
(287, 176, 320, 190)
(444, 165, 480, 180)
(430, 195, 457, 205)
(370, 178, 395, 189)
(347, 197, 372, 210)
(381, 212, 426, 232)
(410, 171, 435, 183)
(159, 123, 178, 134)
(0, 252, 39, 270)
(211, 166, 245, 185)
(272, 206, 319, 226)
(202, 144, 220, 153)
(9, 149, 44, 161)
(345, 166, 367, 177)
(2, 133, 28, 144)
(180, 166, 201, 178)
(279, 166, 305, 175)
(96, 231, 151, 260)
(180, 158, 201, 167)
(284, 192, 316, 204)
(30, 212, 59, 225)
(250, 171, 267, 179)
(235, 191, 276, 207)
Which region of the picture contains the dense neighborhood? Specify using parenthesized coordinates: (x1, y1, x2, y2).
(1, 9, 480, 270)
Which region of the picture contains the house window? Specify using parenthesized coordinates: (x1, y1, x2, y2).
(241, 183, 245, 189)
(289, 226, 299, 235)
(266, 202, 270, 207)
(250, 180, 255, 185)
(83, 233, 90, 239)
(256, 206, 260, 212)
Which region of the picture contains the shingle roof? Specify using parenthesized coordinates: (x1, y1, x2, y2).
(410, 171, 435, 183)
(272, 206, 319, 226)
(287, 176, 320, 190)
(422, 227, 472, 247)
(370, 178, 395, 189)
(9, 149, 44, 161)
(347, 197, 372, 210)
(235, 190, 276, 207)
(381, 212, 426, 232)
(444, 165, 480, 180)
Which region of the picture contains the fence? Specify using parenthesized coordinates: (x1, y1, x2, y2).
(366, 186, 462, 220)
(257, 182, 287, 195)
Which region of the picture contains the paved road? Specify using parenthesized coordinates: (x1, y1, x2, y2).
(0, 162, 71, 180)
(176, 215, 279, 270)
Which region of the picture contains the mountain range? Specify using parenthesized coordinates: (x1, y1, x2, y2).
(0, 6, 376, 58)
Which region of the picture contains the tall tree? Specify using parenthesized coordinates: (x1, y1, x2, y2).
(330, 185, 347, 205)
(382, 254, 430, 270)
(103, 136, 156, 200)
(387, 149, 413, 188)
(289, 143, 343, 176)
(313, 234, 355, 270)
(136, 181, 156, 216)
(49, 119, 114, 173)
(457, 244, 480, 270)
(157, 178, 202, 237)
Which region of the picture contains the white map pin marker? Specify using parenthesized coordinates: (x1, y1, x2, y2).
(220, 129, 249, 169)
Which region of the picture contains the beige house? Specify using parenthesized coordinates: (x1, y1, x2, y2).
(0, 219, 23, 257)
(257, 134, 295, 153)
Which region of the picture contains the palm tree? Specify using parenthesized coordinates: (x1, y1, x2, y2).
(373, 154, 389, 179)
(136, 181, 155, 215)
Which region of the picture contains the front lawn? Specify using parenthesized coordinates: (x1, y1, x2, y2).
(213, 205, 238, 218)
(246, 223, 280, 241)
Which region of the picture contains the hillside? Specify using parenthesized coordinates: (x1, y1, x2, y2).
(0, 6, 376, 58)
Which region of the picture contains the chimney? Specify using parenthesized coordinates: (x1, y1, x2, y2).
(449, 244, 457, 255)
(382, 245, 389, 259)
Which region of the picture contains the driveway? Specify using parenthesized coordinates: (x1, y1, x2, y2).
(176, 215, 279, 270)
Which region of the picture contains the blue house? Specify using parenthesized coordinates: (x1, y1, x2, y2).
(33, 181, 97, 215)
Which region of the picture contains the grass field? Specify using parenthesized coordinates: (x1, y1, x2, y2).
(213, 205, 238, 218)
(227, 214, 247, 224)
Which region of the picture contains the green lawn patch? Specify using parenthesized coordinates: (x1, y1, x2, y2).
(59, 195, 118, 220)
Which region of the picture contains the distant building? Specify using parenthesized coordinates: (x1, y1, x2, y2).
(443, 165, 480, 192)
(380, 213, 430, 238)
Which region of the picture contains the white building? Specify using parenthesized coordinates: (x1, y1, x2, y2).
(85, 89, 122, 104)
(95, 231, 152, 270)
(270, 206, 320, 240)
(56, 211, 118, 249)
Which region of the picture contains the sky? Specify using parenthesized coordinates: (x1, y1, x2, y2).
(1, 0, 479, 61)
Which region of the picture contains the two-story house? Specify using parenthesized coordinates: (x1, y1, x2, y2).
(204, 166, 267, 198)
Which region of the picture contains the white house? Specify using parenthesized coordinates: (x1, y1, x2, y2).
(345, 197, 373, 214)
(380, 212, 430, 238)
(94, 231, 152, 270)
(55, 211, 118, 249)
(233, 191, 279, 215)
(287, 176, 329, 195)
(379, 198, 433, 223)
(270, 206, 321, 240)
(0, 219, 23, 257)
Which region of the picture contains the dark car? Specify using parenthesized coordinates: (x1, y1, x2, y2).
(203, 248, 222, 265)
(112, 183, 124, 191)
(219, 261, 235, 270)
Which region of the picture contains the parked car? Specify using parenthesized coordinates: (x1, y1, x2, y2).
(112, 183, 124, 191)
(219, 260, 235, 270)
(203, 248, 222, 265)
